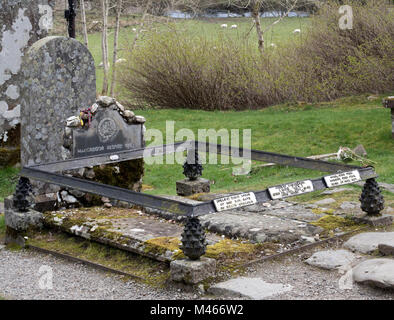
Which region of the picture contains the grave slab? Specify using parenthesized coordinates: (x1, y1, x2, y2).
(208, 277, 293, 299)
(344, 232, 394, 254)
(353, 258, 394, 289)
(305, 249, 359, 270)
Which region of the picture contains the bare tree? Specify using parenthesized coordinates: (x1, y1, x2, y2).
(110, 0, 123, 97)
(101, 0, 109, 95)
(80, 0, 89, 47)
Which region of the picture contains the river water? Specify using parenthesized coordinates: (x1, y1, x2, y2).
(165, 10, 310, 19)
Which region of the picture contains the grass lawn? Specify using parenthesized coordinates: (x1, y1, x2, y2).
(78, 16, 311, 95)
(0, 96, 392, 200)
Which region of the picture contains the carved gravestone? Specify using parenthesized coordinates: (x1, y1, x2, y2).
(60, 98, 146, 207)
(0, 0, 55, 166)
(20, 36, 96, 195)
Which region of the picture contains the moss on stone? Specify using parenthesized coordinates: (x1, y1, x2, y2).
(205, 239, 257, 259)
(311, 215, 359, 231)
(0, 147, 20, 167)
(93, 159, 144, 191)
(143, 237, 181, 256)
(312, 208, 335, 215)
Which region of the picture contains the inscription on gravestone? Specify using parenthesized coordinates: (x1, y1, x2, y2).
(73, 108, 144, 158)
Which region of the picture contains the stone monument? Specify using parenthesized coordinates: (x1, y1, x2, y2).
(20, 36, 96, 195)
(0, 0, 55, 167)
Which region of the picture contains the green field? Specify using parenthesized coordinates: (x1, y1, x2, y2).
(0, 94, 392, 200)
(80, 17, 311, 95)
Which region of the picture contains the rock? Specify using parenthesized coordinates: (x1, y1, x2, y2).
(344, 232, 394, 254)
(176, 178, 210, 196)
(378, 244, 394, 256)
(97, 96, 115, 107)
(84, 168, 95, 179)
(104, 202, 112, 208)
(101, 197, 110, 203)
(170, 258, 216, 284)
(208, 277, 292, 300)
(314, 198, 336, 206)
(60, 191, 78, 204)
(353, 258, 394, 289)
(305, 249, 358, 270)
(352, 214, 393, 227)
(123, 110, 135, 119)
(133, 115, 146, 124)
(352, 144, 367, 157)
(321, 187, 352, 195)
(90, 103, 99, 114)
(115, 101, 125, 112)
(0, 202, 4, 214)
(339, 201, 357, 210)
(4, 196, 43, 231)
(66, 116, 80, 127)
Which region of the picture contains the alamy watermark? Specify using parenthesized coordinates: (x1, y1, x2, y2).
(339, 5, 353, 30)
(38, 265, 53, 290)
(143, 121, 252, 175)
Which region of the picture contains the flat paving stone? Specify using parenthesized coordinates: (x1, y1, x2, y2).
(314, 198, 336, 206)
(305, 249, 359, 270)
(353, 258, 394, 289)
(321, 188, 352, 195)
(199, 211, 323, 243)
(257, 205, 325, 222)
(209, 277, 292, 300)
(344, 232, 394, 254)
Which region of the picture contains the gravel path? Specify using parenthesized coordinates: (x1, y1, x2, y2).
(242, 243, 394, 300)
(0, 248, 197, 300)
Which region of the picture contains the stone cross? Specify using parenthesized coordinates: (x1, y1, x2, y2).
(20, 36, 96, 194)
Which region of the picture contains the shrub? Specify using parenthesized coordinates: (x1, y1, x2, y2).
(119, 0, 394, 110)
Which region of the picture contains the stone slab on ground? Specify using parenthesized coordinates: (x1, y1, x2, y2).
(321, 188, 353, 195)
(208, 277, 292, 300)
(199, 211, 323, 243)
(43, 208, 222, 263)
(353, 258, 394, 289)
(253, 205, 325, 222)
(313, 198, 336, 206)
(344, 232, 394, 254)
(170, 258, 216, 284)
(352, 214, 393, 227)
(305, 249, 359, 270)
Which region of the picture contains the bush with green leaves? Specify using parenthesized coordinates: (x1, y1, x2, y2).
(119, 0, 393, 110)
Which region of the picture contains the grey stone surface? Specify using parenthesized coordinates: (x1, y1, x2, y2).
(208, 277, 292, 299)
(344, 232, 394, 254)
(255, 205, 325, 222)
(352, 214, 393, 227)
(353, 258, 394, 289)
(170, 258, 216, 284)
(339, 201, 357, 210)
(71, 107, 144, 158)
(20, 36, 96, 194)
(321, 187, 352, 195)
(176, 178, 210, 196)
(0, 201, 4, 214)
(4, 196, 43, 231)
(0, 1, 55, 134)
(199, 211, 323, 243)
(305, 249, 358, 270)
(314, 198, 336, 206)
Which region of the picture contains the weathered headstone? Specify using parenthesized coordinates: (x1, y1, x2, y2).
(0, 0, 55, 166)
(72, 107, 144, 158)
(20, 36, 96, 194)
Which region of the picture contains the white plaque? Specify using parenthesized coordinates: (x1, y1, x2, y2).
(324, 170, 361, 188)
(268, 180, 314, 200)
(213, 192, 257, 212)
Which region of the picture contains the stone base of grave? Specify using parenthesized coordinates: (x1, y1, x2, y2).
(352, 214, 393, 227)
(176, 178, 210, 196)
(33, 194, 58, 213)
(170, 257, 216, 284)
(4, 196, 43, 246)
